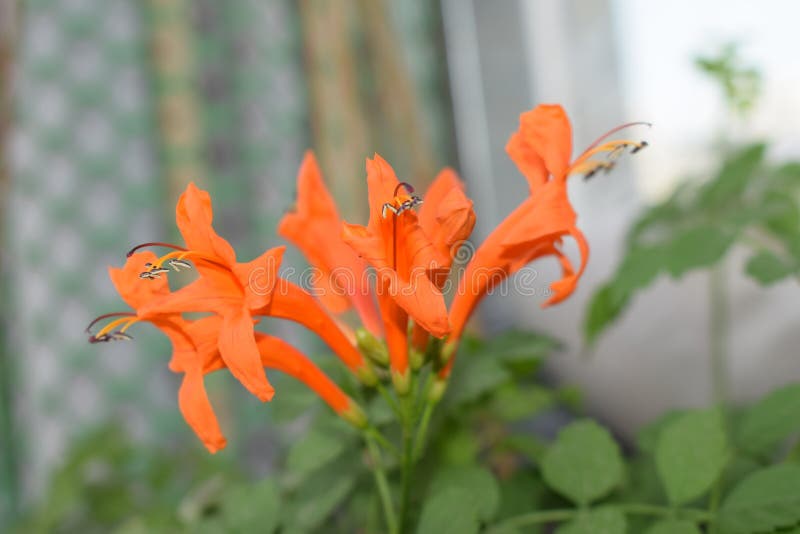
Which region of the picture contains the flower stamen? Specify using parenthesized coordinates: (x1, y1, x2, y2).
(86, 312, 140, 343)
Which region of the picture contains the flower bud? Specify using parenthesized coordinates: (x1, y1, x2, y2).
(356, 328, 390, 367)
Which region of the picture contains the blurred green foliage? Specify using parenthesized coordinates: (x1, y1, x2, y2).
(585, 45, 800, 345)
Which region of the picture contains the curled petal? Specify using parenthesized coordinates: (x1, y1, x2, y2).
(218, 307, 275, 402)
(178, 368, 227, 453)
(176, 182, 237, 265)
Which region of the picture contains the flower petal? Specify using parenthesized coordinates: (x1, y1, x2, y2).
(109, 252, 171, 310)
(176, 182, 237, 265)
(218, 307, 275, 402)
(178, 367, 227, 453)
(510, 104, 573, 186)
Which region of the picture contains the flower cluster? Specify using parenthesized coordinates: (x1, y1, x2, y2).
(88, 104, 647, 452)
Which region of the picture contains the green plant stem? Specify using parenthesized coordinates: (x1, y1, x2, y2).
(709, 263, 729, 408)
(397, 375, 418, 533)
(412, 399, 435, 461)
(488, 505, 713, 532)
(363, 431, 398, 534)
(366, 426, 400, 459)
(376, 380, 402, 417)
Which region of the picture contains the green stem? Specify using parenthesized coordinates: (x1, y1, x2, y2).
(487, 509, 576, 533)
(412, 399, 435, 461)
(488, 504, 713, 533)
(376, 380, 402, 418)
(709, 263, 729, 408)
(397, 375, 418, 533)
(366, 426, 400, 459)
(363, 432, 398, 533)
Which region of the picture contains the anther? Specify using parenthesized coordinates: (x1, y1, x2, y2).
(168, 258, 193, 271)
(631, 140, 648, 154)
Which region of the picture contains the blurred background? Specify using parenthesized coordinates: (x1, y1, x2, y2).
(2, 0, 800, 528)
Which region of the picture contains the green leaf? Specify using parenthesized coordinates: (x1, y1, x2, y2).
(655, 409, 728, 505)
(437, 426, 480, 466)
(636, 410, 688, 455)
(664, 226, 735, 277)
(484, 330, 559, 375)
(699, 143, 766, 208)
(504, 434, 548, 464)
(428, 465, 500, 521)
(645, 519, 701, 534)
(584, 281, 631, 345)
(542, 420, 624, 505)
(219, 478, 280, 533)
(444, 355, 511, 406)
(745, 250, 796, 285)
(284, 457, 359, 531)
(496, 472, 546, 523)
(416, 487, 480, 534)
(489, 384, 554, 422)
(285, 429, 346, 484)
(737, 383, 800, 456)
(719, 464, 800, 534)
(556, 507, 626, 534)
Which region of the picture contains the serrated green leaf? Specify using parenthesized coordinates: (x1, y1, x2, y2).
(737, 383, 800, 455)
(416, 487, 480, 534)
(428, 466, 500, 521)
(719, 464, 800, 534)
(655, 409, 728, 505)
(285, 429, 346, 484)
(542, 420, 624, 505)
(665, 226, 735, 277)
(745, 250, 796, 285)
(645, 519, 701, 534)
(556, 507, 626, 534)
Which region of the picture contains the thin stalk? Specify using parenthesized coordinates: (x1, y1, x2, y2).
(375, 380, 402, 417)
(363, 431, 398, 534)
(488, 504, 713, 533)
(366, 425, 400, 459)
(412, 400, 435, 461)
(709, 263, 729, 408)
(397, 374, 417, 533)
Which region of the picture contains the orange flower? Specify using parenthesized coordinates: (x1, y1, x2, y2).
(133, 183, 375, 387)
(442, 104, 647, 378)
(411, 168, 476, 355)
(279, 151, 382, 336)
(91, 253, 365, 453)
(342, 155, 450, 391)
(128, 183, 282, 401)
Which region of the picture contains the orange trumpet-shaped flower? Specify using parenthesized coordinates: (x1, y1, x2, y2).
(279, 151, 382, 337)
(342, 155, 451, 391)
(134, 183, 375, 386)
(92, 253, 365, 453)
(411, 168, 476, 354)
(443, 104, 648, 377)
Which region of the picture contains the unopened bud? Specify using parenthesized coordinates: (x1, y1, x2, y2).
(440, 341, 457, 365)
(392, 369, 411, 396)
(340, 401, 368, 429)
(427, 378, 448, 404)
(356, 328, 389, 367)
(355, 363, 378, 387)
(409, 348, 425, 370)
